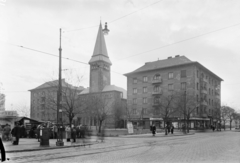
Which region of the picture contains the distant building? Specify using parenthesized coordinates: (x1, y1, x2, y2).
(77, 23, 127, 128)
(0, 93, 5, 111)
(29, 79, 84, 123)
(124, 55, 223, 129)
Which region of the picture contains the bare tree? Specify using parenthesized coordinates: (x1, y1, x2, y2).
(220, 105, 229, 130)
(225, 106, 235, 130)
(175, 91, 197, 133)
(112, 100, 125, 128)
(233, 112, 240, 128)
(16, 104, 30, 117)
(45, 71, 85, 127)
(84, 93, 113, 133)
(0, 93, 5, 109)
(154, 93, 177, 135)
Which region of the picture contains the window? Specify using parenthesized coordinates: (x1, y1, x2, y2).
(181, 82, 186, 90)
(209, 99, 210, 105)
(143, 76, 148, 83)
(142, 108, 147, 114)
(212, 89, 214, 95)
(197, 70, 199, 78)
(168, 72, 173, 79)
(153, 74, 161, 80)
(133, 78, 137, 84)
(133, 88, 137, 94)
(196, 107, 199, 114)
(209, 88, 211, 95)
(154, 85, 160, 92)
(168, 84, 174, 91)
(181, 70, 186, 78)
(197, 83, 199, 90)
(143, 98, 147, 104)
(133, 98, 137, 104)
(132, 108, 137, 114)
(143, 87, 147, 93)
(196, 95, 199, 102)
(154, 97, 160, 104)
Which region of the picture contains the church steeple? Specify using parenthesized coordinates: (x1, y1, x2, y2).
(89, 23, 112, 93)
(89, 23, 112, 65)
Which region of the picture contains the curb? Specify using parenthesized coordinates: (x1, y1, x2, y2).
(5, 142, 97, 153)
(119, 132, 195, 138)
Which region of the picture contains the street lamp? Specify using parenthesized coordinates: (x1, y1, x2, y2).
(56, 28, 64, 146)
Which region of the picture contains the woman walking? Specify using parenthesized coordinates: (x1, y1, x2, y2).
(151, 124, 156, 136)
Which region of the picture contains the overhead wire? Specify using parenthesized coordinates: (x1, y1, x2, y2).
(114, 22, 240, 61)
(64, 0, 164, 32)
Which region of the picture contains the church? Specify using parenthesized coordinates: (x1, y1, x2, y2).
(76, 23, 127, 128)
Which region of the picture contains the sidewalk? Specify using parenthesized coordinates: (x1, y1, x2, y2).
(3, 138, 97, 153)
(119, 130, 195, 138)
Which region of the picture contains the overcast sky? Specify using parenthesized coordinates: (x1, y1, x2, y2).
(1, 0, 240, 113)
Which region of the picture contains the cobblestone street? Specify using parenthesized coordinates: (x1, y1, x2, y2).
(5, 131, 240, 163)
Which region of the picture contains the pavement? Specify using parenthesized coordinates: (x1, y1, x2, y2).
(2, 129, 234, 153)
(2, 138, 98, 153)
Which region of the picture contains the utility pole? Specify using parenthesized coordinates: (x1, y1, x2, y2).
(56, 28, 64, 146)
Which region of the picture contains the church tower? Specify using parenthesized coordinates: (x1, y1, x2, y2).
(89, 23, 112, 93)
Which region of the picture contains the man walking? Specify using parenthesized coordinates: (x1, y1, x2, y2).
(11, 122, 21, 145)
(151, 124, 156, 136)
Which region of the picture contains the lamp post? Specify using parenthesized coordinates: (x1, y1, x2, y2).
(56, 28, 64, 146)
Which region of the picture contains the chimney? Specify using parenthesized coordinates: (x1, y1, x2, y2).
(175, 55, 180, 57)
(167, 56, 172, 59)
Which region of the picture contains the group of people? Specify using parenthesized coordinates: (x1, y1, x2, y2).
(1, 123, 27, 145)
(150, 123, 175, 136)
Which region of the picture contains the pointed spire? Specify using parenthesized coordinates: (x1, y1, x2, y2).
(89, 23, 112, 65)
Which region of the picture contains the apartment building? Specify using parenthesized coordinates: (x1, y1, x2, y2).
(124, 55, 223, 129)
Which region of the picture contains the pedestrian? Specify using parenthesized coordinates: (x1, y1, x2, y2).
(65, 125, 71, 142)
(76, 124, 80, 138)
(3, 124, 11, 141)
(171, 124, 174, 134)
(71, 126, 77, 143)
(167, 125, 171, 133)
(11, 122, 21, 145)
(151, 124, 156, 136)
(36, 125, 41, 142)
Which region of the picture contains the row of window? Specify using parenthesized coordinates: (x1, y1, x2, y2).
(131, 108, 147, 115)
(196, 82, 219, 96)
(133, 82, 187, 94)
(133, 70, 187, 84)
(196, 70, 220, 86)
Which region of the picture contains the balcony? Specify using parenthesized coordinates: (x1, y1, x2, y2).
(201, 89, 207, 94)
(201, 78, 208, 83)
(152, 102, 160, 106)
(152, 90, 162, 95)
(152, 78, 162, 84)
(200, 113, 208, 118)
(216, 95, 220, 99)
(201, 100, 208, 106)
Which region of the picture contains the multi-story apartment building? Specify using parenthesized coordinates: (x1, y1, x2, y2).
(29, 79, 84, 123)
(124, 55, 223, 129)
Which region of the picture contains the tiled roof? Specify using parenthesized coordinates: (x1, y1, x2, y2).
(126, 55, 192, 75)
(79, 85, 127, 99)
(102, 85, 127, 99)
(29, 79, 84, 91)
(89, 23, 112, 65)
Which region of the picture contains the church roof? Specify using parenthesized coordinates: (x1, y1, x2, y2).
(89, 23, 112, 65)
(79, 85, 126, 99)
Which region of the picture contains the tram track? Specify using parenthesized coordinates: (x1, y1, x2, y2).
(8, 133, 216, 163)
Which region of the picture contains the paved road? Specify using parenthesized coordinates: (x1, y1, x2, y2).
(6, 131, 240, 163)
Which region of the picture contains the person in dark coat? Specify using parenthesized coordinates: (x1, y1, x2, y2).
(151, 124, 156, 136)
(71, 126, 77, 143)
(11, 122, 21, 145)
(167, 125, 171, 133)
(170, 124, 174, 134)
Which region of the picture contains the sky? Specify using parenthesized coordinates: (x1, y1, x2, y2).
(0, 0, 240, 115)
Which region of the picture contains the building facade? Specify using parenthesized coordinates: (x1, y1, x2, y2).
(29, 79, 84, 123)
(124, 55, 222, 129)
